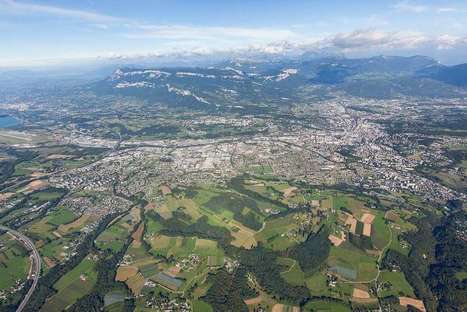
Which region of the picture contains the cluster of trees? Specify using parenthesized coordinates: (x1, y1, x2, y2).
(203, 267, 255, 312)
(204, 191, 263, 230)
(288, 226, 331, 275)
(69, 219, 139, 311)
(382, 213, 439, 312)
(428, 211, 467, 311)
(228, 175, 289, 211)
(148, 211, 233, 247)
(24, 213, 119, 312)
(0, 148, 37, 185)
(236, 245, 310, 305)
(348, 232, 373, 251)
(0, 280, 32, 312)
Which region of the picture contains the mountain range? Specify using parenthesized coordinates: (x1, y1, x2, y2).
(87, 55, 467, 108)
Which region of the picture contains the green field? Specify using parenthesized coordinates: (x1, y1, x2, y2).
(0, 237, 30, 290)
(388, 227, 411, 256)
(27, 217, 56, 240)
(149, 235, 223, 258)
(306, 271, 332, 297)
(145, 217, 165, 235)
(304, 299, 351, 312)
(255, 214, 299, 251)
(371, 213, 391, 250)
(13, 160, 53, 176)
(41, 257, 97, 311)
(455, 271, 467, 281)
(278, 257, 306, 286)
(327, 245, 378, 282)
(40, 236, 74, 262)
(46, 207, 77, 226)
(95, 215, 133, 252)
(31, 190, 64, 204)
(378, 271, 415, 297)
(192, 300, 214, 312)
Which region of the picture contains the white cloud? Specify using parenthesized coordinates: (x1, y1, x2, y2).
(392, 1, 462, 14)
(0, 0, 125, 23)
(124, 24, 300, 43)
(321, 29, 429, 51)
(284, 29, 467, 55)
(437, 7, 457, 13)
(393, 1, 427, 13)
(434, 34, 466, 49)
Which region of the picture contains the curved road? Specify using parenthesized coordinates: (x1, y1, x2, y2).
(0, 225, 41, 312)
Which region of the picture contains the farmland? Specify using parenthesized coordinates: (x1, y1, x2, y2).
(95, 213, 136, 252)
(0, 235, 30, 290)
(0, 162, 455, 311)
(304, 300, 351, 312)
(40, 256, 97, 312)
(378, 271, 415, 298)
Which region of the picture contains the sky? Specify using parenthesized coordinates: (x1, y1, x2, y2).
(1, 0, 467, 67)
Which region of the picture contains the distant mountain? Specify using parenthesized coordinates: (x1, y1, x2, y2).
(88, 56, 466, 106)
(418, 63, 467, 87)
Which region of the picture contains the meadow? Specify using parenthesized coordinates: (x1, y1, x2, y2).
(0, 236, 30, 290)
(41, 257, 97, 311)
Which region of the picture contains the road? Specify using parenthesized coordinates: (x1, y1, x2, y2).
(0, 225, 41, 312)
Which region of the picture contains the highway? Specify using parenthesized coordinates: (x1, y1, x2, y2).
(0, 225, 41, 312)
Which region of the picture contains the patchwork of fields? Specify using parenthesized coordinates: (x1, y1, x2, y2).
(0, 174, 421, 311)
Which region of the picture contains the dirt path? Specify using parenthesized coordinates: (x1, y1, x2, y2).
(280, 259, 297, 274)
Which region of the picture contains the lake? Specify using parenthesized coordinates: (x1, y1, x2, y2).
(0, 116, 19, 128)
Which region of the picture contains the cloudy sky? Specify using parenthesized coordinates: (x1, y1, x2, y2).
(1, 0, 467, 66)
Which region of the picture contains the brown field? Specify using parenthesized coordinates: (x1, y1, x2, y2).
(167, 266, 181, 277)
(347, 197, 368, 216)
(328, 233, 345, 246)
(57, 214, 92, 235)
(385, 210, 400, 222)
(320, 199, 332, 209)
(157, 203, 173, 219)
(361, 213, 375, 224)
(43, 257, 56, 268)
(23, 179, 48, 193)
(150, 235, 171, 249)
(271, 304, 299, 312)
(272, 304, 285, 312)
(244, 296, 262, 305)
(282, 187, 298, 198)
(352, 288, 370, 299)
(46, 154, 73, 160)
(0, 192, 15, 202)
(126, 272, 145, 295)
(345, 214, 357, 234)
(130, 207, 141, 224)
(362, 223, 372, 237)
(160, 185, 172, 195)
(30, 172, 46, 178)
(195, 238, 216, 249)
(399, 297, 426, 312)
(310, 200, 320, 207)
(131, 223, 144, 247)
(230, 222, 257, 249)
(144, 202, 156, 211)
(167, 197, 202, 220)
(115, 265, 138, 282)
